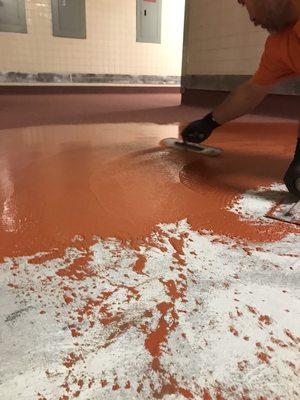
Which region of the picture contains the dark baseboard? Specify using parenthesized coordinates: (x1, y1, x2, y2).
(182, 74, 300, 96)
(182, 89, 300, 120)
(0, 85, 181, 95)
(0, 71, 180, 87)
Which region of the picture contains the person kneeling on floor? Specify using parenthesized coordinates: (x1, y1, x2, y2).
(182, 0, 300, 199)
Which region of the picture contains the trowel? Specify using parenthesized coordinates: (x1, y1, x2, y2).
(266, 189, 300, 226)
(161, 137, 299, 225)
(160, 138, 222, 157)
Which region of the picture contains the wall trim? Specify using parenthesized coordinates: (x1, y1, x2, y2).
(0, 71, 180, 86)
(182, 74, 300, 96)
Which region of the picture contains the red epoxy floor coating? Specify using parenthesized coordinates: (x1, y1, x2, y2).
(0, 93, 298, 258)
(0, 93, 299, 400)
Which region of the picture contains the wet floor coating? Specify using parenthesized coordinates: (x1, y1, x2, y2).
(0, 120, 299, 399)
(0, 121, 298, 257)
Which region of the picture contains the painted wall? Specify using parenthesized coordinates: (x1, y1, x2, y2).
(0, 0, 185, 77)
(182, 0, 268, 76)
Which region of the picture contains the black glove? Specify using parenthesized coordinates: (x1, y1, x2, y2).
(181, 112, 221, 144)
(284, 138, 300, 199)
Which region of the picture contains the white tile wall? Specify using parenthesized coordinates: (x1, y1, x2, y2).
(184, 0, 268, 75)
(0, 0, 185, 76)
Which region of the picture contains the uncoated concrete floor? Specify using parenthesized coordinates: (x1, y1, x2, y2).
(0, 93, 299, 400)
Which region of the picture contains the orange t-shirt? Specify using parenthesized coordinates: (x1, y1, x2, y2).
(251, 20, 300, 86)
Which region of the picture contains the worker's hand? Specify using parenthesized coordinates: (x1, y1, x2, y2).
(181, 112, 221, 144)
(284, 160, 300, 199)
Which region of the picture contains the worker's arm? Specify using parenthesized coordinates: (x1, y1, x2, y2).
(212, 79, 271, 124)
(181, 79, 271, 143)
(182, 31, 295, 144)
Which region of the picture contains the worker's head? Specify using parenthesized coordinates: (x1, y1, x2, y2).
(238, 0, 298, 33)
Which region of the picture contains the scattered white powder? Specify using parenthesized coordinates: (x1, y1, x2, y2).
(0, 220, 299, 400)
(227, 183, 288, 224)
